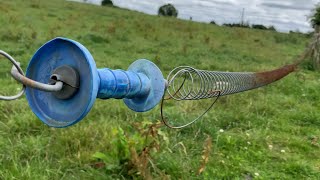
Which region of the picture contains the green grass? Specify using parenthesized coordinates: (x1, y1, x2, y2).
(0, 0, 320, 179)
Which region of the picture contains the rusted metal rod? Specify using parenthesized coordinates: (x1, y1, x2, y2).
(254, 64, 297, 88)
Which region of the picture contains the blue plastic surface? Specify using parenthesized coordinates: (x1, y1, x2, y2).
(26, 37, 165, 128)
(124, 59, 166, 112)
(26, 37, 99, 128)
(97, 69, 151, 99)
(97, 60, 165, 112)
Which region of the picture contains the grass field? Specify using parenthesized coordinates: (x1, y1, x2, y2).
(0, 0, 320, 179)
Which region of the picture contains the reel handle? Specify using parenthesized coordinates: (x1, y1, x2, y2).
(98, 59, 166, 112)
(0, 38, 166, 127)
(97, 68, 151, 99)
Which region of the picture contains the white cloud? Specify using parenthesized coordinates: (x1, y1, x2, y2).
(72, 0, 319, 32)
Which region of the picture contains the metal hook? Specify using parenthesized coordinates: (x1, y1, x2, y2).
(0, 50, 63, 101)
(10, 66, 63, 92)
(0, 50, 26, 100)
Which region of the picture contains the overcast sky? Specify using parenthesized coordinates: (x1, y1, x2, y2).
(74, 0, 319, 32)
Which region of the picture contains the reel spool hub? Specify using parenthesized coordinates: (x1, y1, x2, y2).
(25, 37, 165, 128)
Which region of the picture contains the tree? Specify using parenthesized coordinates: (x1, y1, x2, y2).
(311, 4, 320, 31)
(101, 0, 113, 6)
(210, 20, 216, 25)
(288, 4, 320, 70)
(158, 4, 178, 17)
(268, 26, 276, 31)
(307, 4, 320, 70)
(251, 24, 268, 30)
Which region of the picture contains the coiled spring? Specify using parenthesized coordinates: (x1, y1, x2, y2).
(166, 66, 260, 100)
(161, 64, 297, 129)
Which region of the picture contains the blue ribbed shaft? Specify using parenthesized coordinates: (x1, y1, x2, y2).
(97, 68, 151, 99)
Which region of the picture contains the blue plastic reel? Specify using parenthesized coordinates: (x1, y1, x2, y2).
(26, 37, 166, 128)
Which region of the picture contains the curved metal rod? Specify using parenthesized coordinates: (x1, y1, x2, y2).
(161, 66, 223, 129)
(0, 50, 63, 100)
(161, 90, 221, 129)
(11, 66, 63, 92)
(0, 50, 26, 100)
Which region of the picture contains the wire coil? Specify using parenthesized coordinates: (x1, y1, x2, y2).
(161, 64, 296, 129)
(165, 66, 261, 100)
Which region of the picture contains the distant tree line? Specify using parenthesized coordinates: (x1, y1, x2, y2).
(208, 20, 277, 31)
(222, 23, 276, 31)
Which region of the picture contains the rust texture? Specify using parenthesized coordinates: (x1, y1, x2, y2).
(253, 64, 297, 87)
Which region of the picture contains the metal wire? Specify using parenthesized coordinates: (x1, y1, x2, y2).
(166, 66, 259, 100)
(161, 87, 221, 129)
(0, 50, 64, 101)
(11, 66, 63, 92)
(161, 64, 297, 129)
(0, 50, 26, 100)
